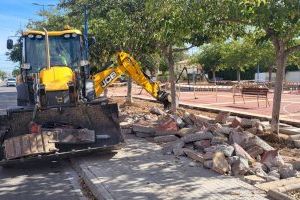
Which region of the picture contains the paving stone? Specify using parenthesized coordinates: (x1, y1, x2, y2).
(279, 164, 298, 179)
(229, 131, 252, 145)
(233, 143, 256, 163)
(203, 160, 213, 169)
(176, 127, 197, 137)
(215, 111, 230, 124)
(194, 140, 211, 150)
(211, 136, 228, 145)
(133, 123, 155, 134)
(203, 151, 214, 160)
(182, 132, 213, 143)
(188, 113, 213, 126)
(231, 157, 249, 176)
(161, 140, 184, 155)
(136, 132, 153, 138)
(216, 144, 235, 157)
(150, 107, 166, 115)
(241, 118, 253, 128)
(155, 118, 178, 136)
(121, 128, 132, 134)
(182, 112, 194, 126)
(280, 127, 300, 135)
(246, 127, 258, 135)
(261, 150, 285, 169)
(231, 117, 242, 128)
(183, 148, 204, 163)
(212, 152, 231, 174)
(243, 175, 266, 185)
(244, 136, 274, 152)
(154, 135, 179, 143)
(246, 145, 264, 158)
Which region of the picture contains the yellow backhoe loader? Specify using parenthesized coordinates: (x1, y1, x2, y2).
(0, 28, 170, 166)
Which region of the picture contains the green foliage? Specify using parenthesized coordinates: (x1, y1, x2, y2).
(0, 70, 6, 80)
(6, 40, 22, 64)
(193, 43, 223, 73)
(12, 68, 20, 77)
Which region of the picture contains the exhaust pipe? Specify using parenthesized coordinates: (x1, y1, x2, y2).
(43, 28, 51, 69)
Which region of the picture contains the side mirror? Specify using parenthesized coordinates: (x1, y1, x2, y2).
(7, 39, 13, 49)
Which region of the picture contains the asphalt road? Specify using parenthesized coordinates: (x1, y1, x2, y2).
(0, 85, 86, 200)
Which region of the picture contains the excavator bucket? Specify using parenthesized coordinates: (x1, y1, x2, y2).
(0, 102, 124, 166)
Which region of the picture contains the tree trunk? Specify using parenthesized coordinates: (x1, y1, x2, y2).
(212, 70, 216, 84)
(237, 69, 241, 83)
(166, 45, 177, 112)
(271, 40, 287, 134)
(268, 65, 273, 83)
(126, 77, 133, 104)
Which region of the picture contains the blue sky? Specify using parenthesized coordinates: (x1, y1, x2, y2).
(0, 0, 58, 74)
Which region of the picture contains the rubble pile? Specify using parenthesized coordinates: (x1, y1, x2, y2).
(120, 107, 299, 185)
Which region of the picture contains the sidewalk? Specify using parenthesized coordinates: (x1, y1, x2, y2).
(108, 85, 300, 126)
(72, 134, 268, 200)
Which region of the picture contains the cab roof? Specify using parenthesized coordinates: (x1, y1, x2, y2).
(22, 29, 82, 36)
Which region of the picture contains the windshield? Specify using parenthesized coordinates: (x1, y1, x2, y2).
(25, 35, 82, 72)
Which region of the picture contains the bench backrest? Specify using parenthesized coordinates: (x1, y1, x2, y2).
(241, 87, 269, 95)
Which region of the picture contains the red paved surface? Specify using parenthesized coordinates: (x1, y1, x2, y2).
(108, 85, 300, 122)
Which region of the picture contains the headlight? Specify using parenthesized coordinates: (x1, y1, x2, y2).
(36, 35, 43, 39)
(64, 34, 71, 38)
(72, 33, 77, 37)
(28, 34, 34, 38)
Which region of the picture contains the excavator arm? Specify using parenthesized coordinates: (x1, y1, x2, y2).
(92, 52, 170, 108)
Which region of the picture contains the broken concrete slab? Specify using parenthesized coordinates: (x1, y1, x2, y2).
(150, 107, 166, 115)
(155, 118, 178, 136)
(203, 160, 213, 169)
(280, 127, 300, 136)
(194, 140, 211, 150)
(256, 177, 300, 192)
(261, 150, 285, 169)
(279, 164, 298, 179)
(183, 148, 204, 163)
(211, 136, 228, 145)
(176, 127, 197, 137)
(246, 145, 264, 158)
(231, 157, 249, 176)
(181, 132, 213, 143)
(243, 175, 266, 185)
(212, 152, 231, 174)
(215, 111, 230, 124)
(154, 135, 179, 143)
(231, 117, 242, 128)
(133, 123, 155, 134)
(233, 143, 256, 163)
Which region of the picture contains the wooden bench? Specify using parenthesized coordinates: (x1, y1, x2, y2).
(233, 86, 270, 107)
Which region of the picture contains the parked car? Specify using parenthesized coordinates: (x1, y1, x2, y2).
(6, 78, 16, 87)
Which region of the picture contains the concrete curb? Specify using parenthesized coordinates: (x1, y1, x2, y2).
(129, 96, 300, 127)
(70, 159, 114, 200)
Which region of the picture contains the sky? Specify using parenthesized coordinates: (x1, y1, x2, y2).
(0, 0, 59, 75)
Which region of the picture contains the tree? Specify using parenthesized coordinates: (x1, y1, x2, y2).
(12, 68, 20, 77)
(193, 43, 223, 82)
(145, 0, 210, 112)
(0, 70, 6, 80)
(201, 0, 300, 134)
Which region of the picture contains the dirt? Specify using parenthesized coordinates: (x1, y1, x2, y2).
(112, 96, 300, 165)
(286, 189, 300, 200)
(79, 177, 97, 200)
(111, 96, 217, 118)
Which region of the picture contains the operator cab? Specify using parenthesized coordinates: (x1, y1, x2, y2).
(7, 29, 89, 107)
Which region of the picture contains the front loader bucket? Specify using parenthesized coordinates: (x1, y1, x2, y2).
(0, 102, 124, 165)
